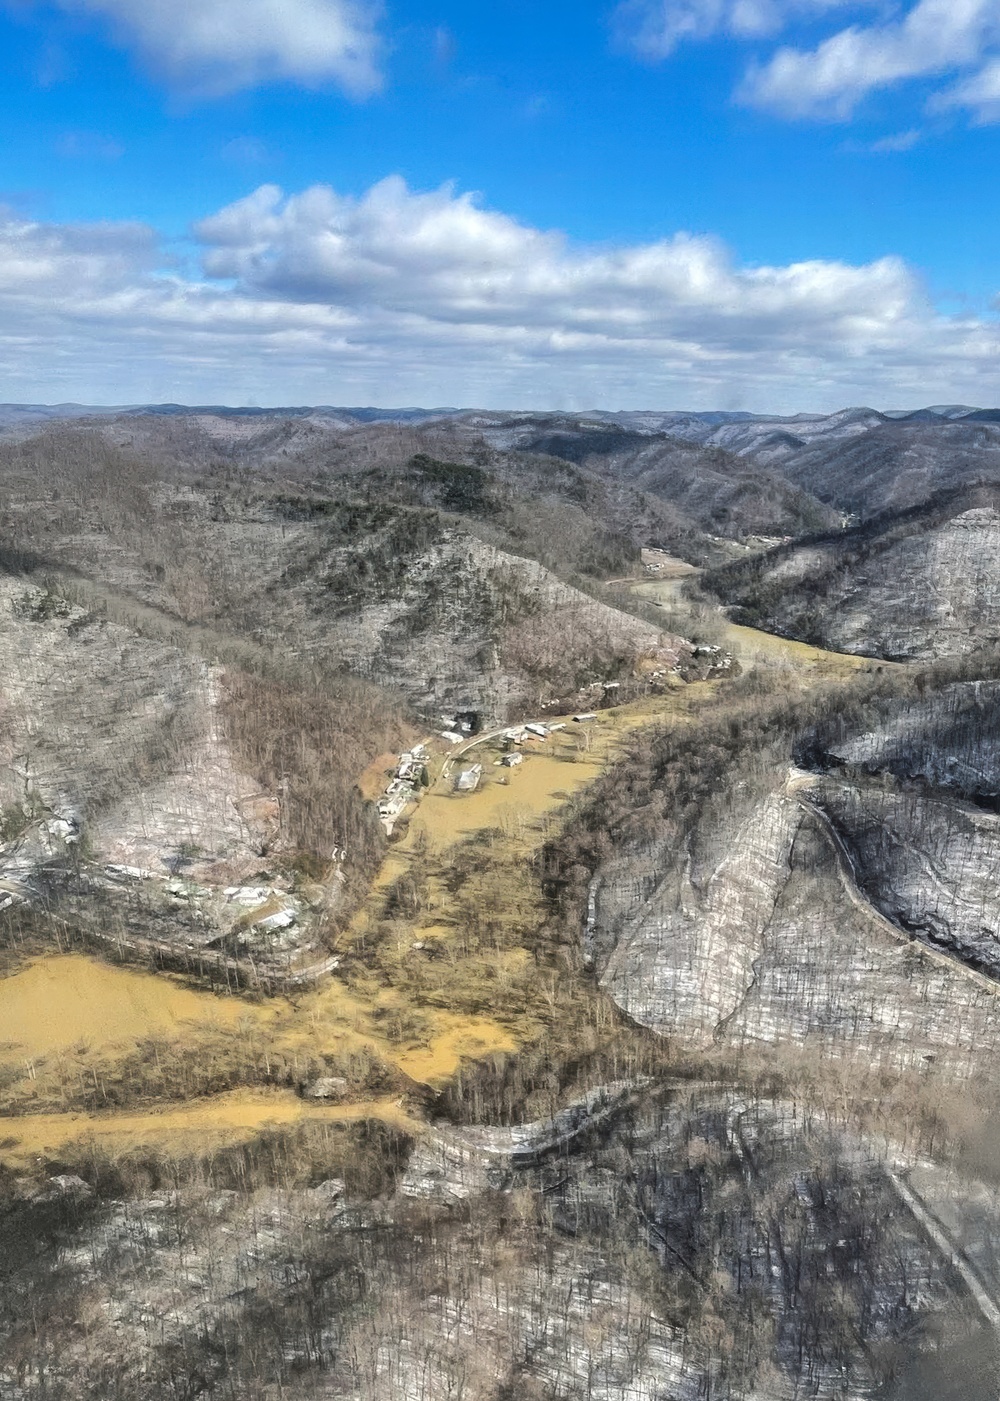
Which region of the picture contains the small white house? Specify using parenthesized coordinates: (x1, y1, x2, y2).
(454, 764, 483, 793)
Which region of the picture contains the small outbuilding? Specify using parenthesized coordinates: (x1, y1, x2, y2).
(454, 764, 483, 793)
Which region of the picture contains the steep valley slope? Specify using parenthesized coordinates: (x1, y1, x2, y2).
(703, 485, 1000, 660)
(0, 573, 401, 980)
(581, 675, 1000, 1073)
(1, 1087, 980, 1401)
(0, 421, 717, 996)
(445, 413, 841, 543)
(0, 428, 701, 723)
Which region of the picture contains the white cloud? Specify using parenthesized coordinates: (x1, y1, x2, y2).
(865, 128, 922, 151)
(18, 0, 382, 96)
(935, 54, 1000, 120)
(193, 178, 923, 349)
(618, 0, 1000, 126)
(613, 0, 866, 59)
(0, 180, 999, 410)
(740, 0, 1000, 118)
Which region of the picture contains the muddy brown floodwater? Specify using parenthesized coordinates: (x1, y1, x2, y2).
(0, 954, 259, 1060)
(0, 1089, 420, 1167)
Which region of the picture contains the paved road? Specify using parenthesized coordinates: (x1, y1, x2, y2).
(888, 1170, 1000, 1330)
(878, 1175, 1000, 1401)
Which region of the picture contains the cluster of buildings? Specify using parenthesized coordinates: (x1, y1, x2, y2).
(440, 710, 482, 744)
(501, 721, 567, 747)
(454, 719, 574, 790)
(456, 719, 568, 789)
(641, 548, 672, 574)
(377, 744, 429, 834)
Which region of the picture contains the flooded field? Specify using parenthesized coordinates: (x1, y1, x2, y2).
(0, 954, 260, 1060)
(630, 571, 873, 677)
(0, 1088, 418, 1167)
(396, 742, 604, 852)
(393, 1014, 519, 1085)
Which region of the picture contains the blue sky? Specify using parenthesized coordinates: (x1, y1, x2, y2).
(0, 0, 999, 409)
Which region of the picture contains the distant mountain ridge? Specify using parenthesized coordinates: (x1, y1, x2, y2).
(2, 401, 998, 429)
(12, 398, 1000, 554)
(7, 401, 1000, 486)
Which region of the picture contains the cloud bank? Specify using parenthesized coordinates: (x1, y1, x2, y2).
(0, 178, 998, 410)
(16, 0, 382, 95)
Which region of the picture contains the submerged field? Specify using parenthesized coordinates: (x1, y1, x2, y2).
(0, 954, 254, 1061)
(0, 1090, 418, 1168)
(628, 568, 873, 677)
